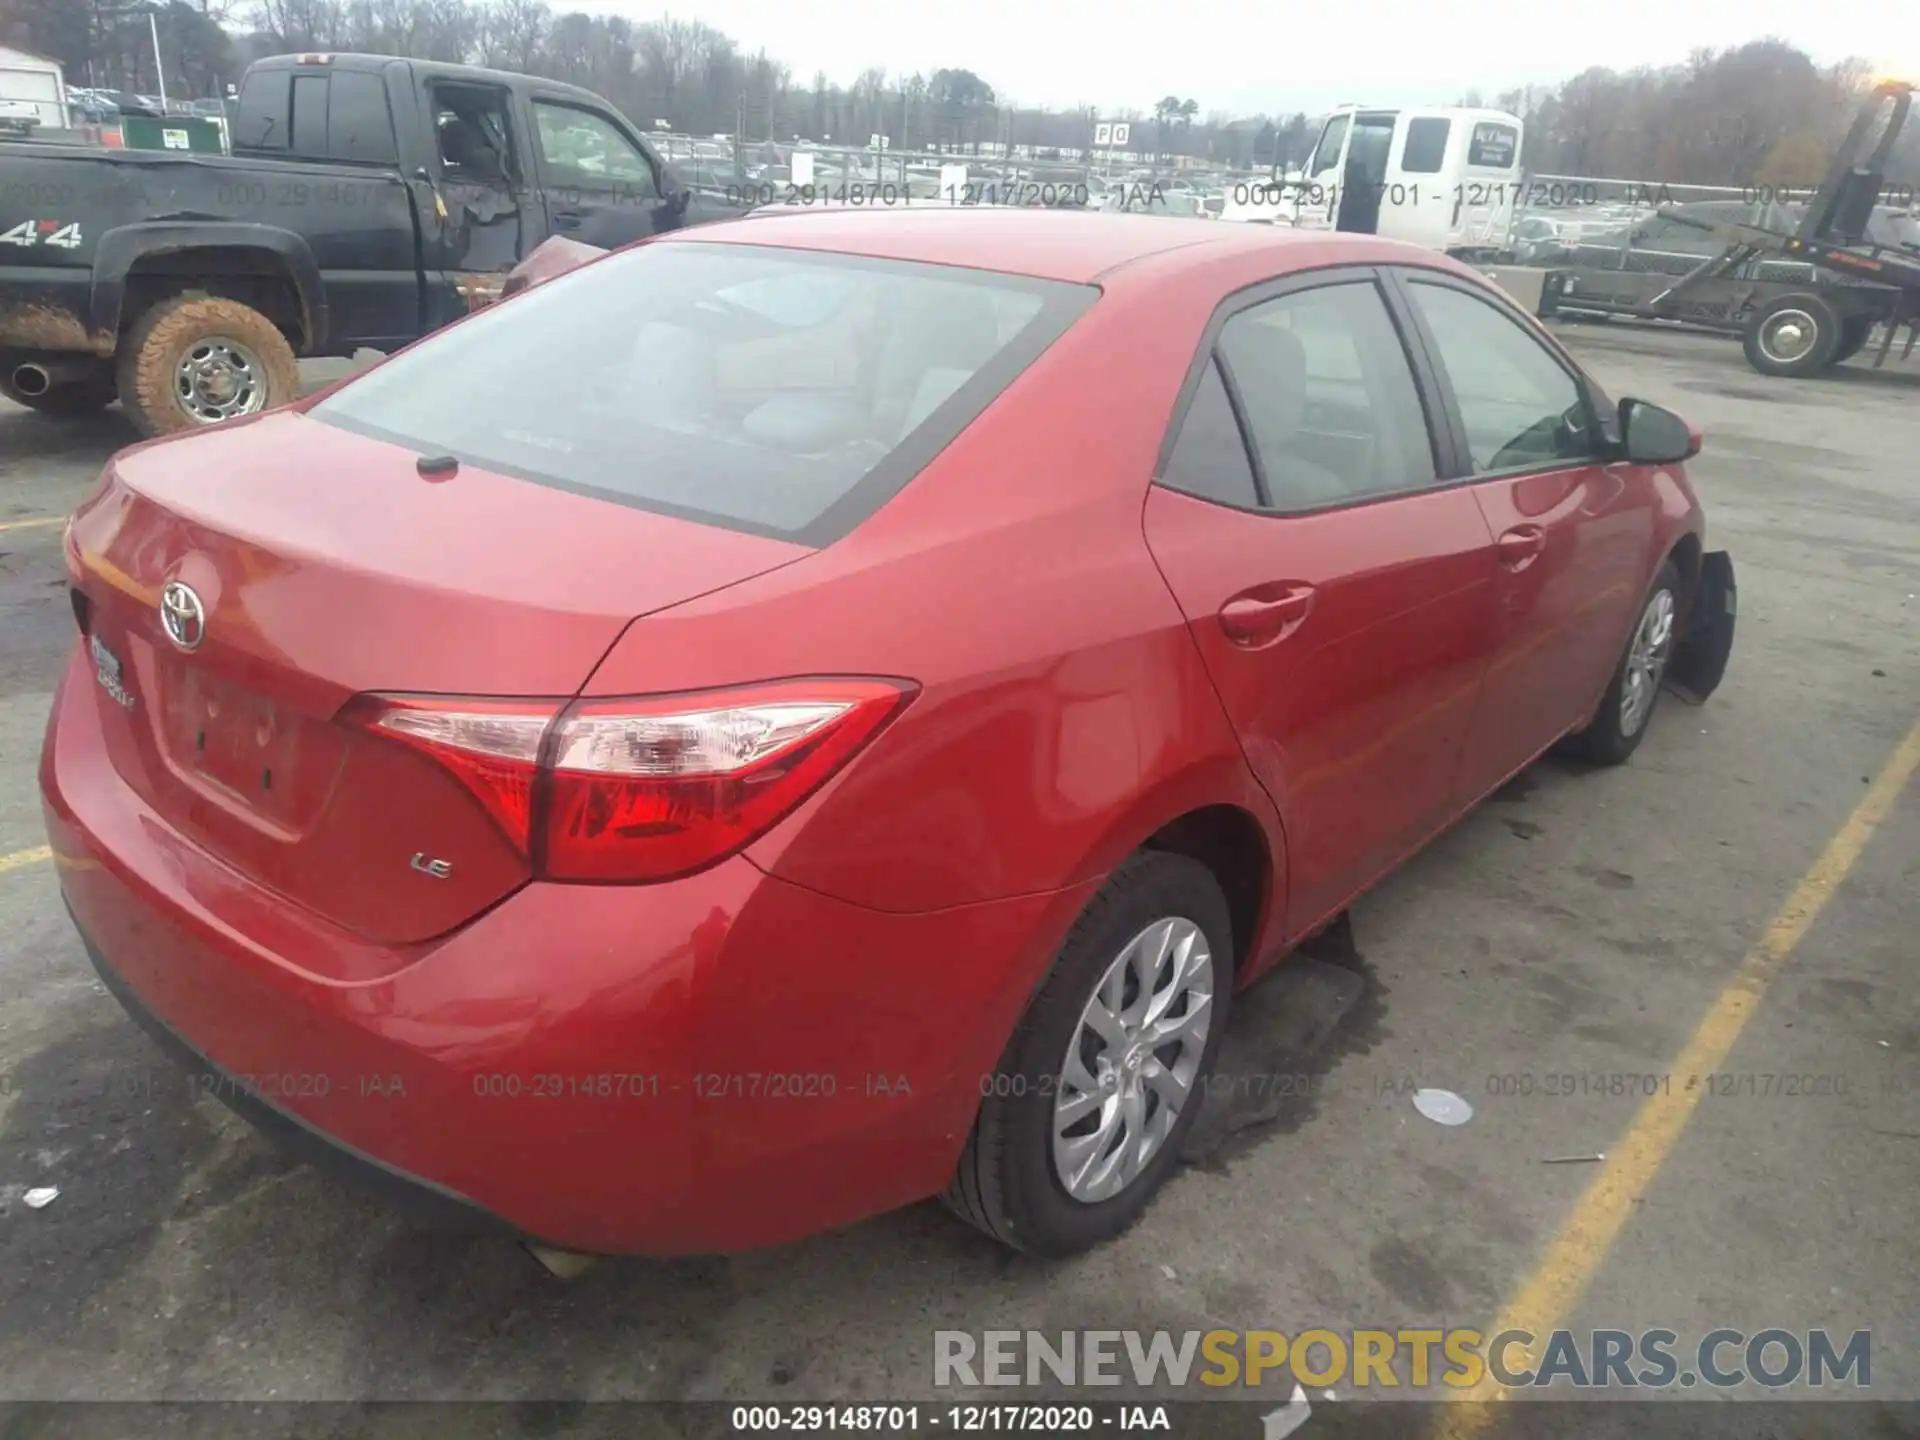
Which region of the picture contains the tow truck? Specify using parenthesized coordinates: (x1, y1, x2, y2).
(1518, 80, 1920, 378)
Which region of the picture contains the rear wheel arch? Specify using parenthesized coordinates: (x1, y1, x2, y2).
(1052, 755, 1287, 981)
(1138, 804, 1274, 980)
(91, 225, 324, 353)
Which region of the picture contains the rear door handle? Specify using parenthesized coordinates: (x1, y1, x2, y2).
(1496, 525, 1546, 570)
(1219, 584, 1315, 646)
(553, 211, 584, 231)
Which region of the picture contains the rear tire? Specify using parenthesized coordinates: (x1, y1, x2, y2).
(1742, 293, 1840, 378)
(943, 851, 1233, 1257)
(1832, 315, 1875, 365)
(116, 295, 301, 438)
(1562, 560, 1682, 767)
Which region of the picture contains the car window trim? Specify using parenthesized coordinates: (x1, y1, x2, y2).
(1383, 265, 1615, 481)
(1208, 351, 1273, 508)
(1150, 264, 1466, 520)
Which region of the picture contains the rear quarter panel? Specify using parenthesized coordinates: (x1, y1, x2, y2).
(579, 265, 1289, 924)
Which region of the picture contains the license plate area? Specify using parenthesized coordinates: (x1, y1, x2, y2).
(160, 662, 308, 823)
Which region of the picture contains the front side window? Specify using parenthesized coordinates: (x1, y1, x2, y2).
(311, 243, 1096, 543)
(534, 103, 657, 196)
(1309, 115, 1351, 177)
(1406, 280, 1596, 472)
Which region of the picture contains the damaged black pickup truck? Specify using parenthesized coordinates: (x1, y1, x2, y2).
(0, 53, 744, 435)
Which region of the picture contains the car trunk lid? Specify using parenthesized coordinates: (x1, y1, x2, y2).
(66, 410, 810, 943)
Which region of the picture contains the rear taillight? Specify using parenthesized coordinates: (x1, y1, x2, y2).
(347, 679, 915, 883)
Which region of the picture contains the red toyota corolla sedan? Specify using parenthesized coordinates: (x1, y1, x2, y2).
(43, 209, 1734, 1260)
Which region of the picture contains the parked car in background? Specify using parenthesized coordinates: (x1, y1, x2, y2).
(0, 52, 736, 434)
(0, 98, 42, 136)
(47, 210, 1733, 1262)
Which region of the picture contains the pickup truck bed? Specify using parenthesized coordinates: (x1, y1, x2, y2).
(1, 146, 425, 359)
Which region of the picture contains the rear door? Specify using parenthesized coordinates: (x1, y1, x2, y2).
(1391, 268, 1655, 803)
(1388, 115, 1454, 250)
(1141, 269, 1499, 938)
(528, 98, 678, 248)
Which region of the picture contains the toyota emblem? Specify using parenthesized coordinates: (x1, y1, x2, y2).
(159, 581, 207, 651)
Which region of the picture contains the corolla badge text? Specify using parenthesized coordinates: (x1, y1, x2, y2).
(410, 852, 453, 879)
(90, 635, 135, 710)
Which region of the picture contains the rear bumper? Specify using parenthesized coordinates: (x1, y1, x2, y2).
(42, 645, 1092, 1254)
(76, 913, 522, 1240)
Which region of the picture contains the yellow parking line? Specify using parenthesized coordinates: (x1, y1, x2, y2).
(0, 845, 53, 875)
(1439, 713, 1920, 1435)
(0, 516, 65, 534)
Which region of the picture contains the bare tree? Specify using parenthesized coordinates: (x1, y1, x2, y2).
(475, 0, 547, 74)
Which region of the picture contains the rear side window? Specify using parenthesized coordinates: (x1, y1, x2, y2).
(311, 243, 1097, 545)
(1216, 282, 1436, 510)
(1401, 118, 1450, 174)
(1159, 360, 1259, 508)
(327, 71, 398, 164)
(1467, 122, 1518, 169)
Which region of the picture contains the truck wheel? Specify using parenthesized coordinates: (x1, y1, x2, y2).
(1742, 293, 1841, 378)
(116, 295, 300, 438)
(0, 374, 117, 416)
(1832, 315, 1875, 365)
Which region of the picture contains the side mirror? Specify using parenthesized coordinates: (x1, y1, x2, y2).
(1618, 398, 1701, 465)
(659, 165, 691, 213)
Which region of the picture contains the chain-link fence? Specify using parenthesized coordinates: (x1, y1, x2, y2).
(647, 131, 1255, 213)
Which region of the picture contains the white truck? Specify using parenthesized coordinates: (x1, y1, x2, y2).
(1219, 105, 1527, 258)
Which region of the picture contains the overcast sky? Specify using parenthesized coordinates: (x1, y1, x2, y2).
(590, 0, 1913, 115)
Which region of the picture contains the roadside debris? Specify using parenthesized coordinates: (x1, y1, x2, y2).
(1262, 1383, 1314, 1440)
(1542, 1153, 1606, 1164)
(23, 1186, 59, 1208)
(1412, 1089, 1473, 1126)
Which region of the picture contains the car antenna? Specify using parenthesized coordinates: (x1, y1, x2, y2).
(416, 453, 460, 477)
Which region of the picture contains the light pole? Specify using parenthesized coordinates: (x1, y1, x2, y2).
(145, 6, 168, 107)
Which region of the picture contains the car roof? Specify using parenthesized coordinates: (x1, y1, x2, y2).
(669, 206, 1418, 284)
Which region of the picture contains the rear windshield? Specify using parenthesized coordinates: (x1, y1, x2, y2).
(312, 241, 1097, 545)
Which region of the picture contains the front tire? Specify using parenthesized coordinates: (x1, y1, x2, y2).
(944, 851, 1232, 1257)
(1563, 560, 1682, 766)
(116, 295, 301, 438)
